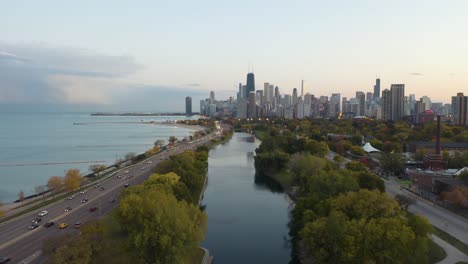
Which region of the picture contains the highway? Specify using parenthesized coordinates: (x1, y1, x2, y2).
(0, 125, 223, 264)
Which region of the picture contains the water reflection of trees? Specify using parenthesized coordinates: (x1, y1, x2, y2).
(254, 172, 284, 193)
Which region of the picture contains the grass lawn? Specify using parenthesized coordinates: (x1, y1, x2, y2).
(428, 239, 447, 263)
(433, 225, 468, 256)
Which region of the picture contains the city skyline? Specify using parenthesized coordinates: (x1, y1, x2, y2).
(1, 1, 468, 111)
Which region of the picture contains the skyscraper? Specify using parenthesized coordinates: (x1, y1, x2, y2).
(210, 91, 215, 103)
(374, 78, 381, 99)
(356, 91, 365, 116)
(248, 92, 257, 118)
(292, 88, 298, 106)
(185, 96, 192, 115)
(246, 72, 255, 97)
(264, 83, 270, 103)
(452, 92, 468, 126)
(390, 84, 405, 121)
(382, 89, 392, 121)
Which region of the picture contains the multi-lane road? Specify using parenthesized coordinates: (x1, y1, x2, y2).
(0, 128, 222, 264)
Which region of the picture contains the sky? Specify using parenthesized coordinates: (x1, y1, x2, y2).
(1, 0, 467, 111)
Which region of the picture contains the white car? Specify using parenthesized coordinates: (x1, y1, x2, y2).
(38, 210, 48, 217)
(124, 170, 129, 174)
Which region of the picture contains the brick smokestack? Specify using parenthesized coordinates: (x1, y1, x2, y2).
(436, 115, 441, 155)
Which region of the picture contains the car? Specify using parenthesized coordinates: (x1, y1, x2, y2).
(65, 206, 72, 212)
(124, 170, 129, 174)
(0, 257, 11, 264)
(44, 221, 54, 227)
(58, 223, 68, 229)
(94, 184, 99, 188)
(140, 167, 145, 170)
(28, 223, 39, 230)
(99, 187, 105, 191)
(124, 183, 129, 188)
(74, 222, 81, 229)
(146, 161, 152, 164)
(89, 207, 97, 212)
(160, 157, 164, 160)
(109, 198, 116, 203)
(81, 198, 88, 203)
(80, 190, 86, 194)
(38, 210, 48, 216)
(32, 217, 42, 224)
(66, 196, 73, 200)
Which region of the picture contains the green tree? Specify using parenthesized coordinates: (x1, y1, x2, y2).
(350, 145, 365, 156)
(333, 155, 345, 168)
(345, 161, 366, 172)
(288, 154, 328, 185)
(64, 169, 82, 192)
(0, 201, 4, 218)
(381, 152, 405, 175)
(47, 176, 63, 198)
(116, 188, 206, 264)
(48, 236, 92, 264)
(89, 164, 107, 176)
(353, 171, 385, 192)
(169, 136, 178, 144)
(458, 170, 468, 184)
(154, 139, 165, 147)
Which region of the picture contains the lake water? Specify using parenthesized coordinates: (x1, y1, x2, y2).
(201, 133, 292, 263)
(0, 112, 198, 202)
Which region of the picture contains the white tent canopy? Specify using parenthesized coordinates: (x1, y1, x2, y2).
(362, 142, 381, 153)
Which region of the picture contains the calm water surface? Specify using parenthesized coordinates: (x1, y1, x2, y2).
(201, 133, 291, 263)
(0, 112, 197, 202)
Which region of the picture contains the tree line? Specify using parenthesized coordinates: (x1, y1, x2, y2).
(43, 148, 209, 264)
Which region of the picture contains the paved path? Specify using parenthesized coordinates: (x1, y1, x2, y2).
(432, 235, 468, 264)
(385, 177, 468, 245)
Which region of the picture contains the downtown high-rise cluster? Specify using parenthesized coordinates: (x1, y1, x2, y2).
(194, 72, 468, 126)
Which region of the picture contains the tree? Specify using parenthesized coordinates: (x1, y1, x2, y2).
(34, 185, 47, 200)
(154, 139, 165, 147)
(89, 164, 107, 176)
(18, 190, 25, 204)
(300, 190, 431, 264)
(459, 169, 468, 184)
(116, 188, 206, 264)
(125, 152, 136, 161)
(395, 194, 416, 211)
(353, 171, 385, 192)
(288, 154, 328, 185)
(332, 155, 344, 168)
(380, 152, 405, 175)
(47, 176, 64, 198)
(345, 161, 366, 172)
(64, 169, 82, 192)
(168, 136, 177, 144)
(350, 145, 365, 156)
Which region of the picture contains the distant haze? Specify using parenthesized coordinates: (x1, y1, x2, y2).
(1, 0, 467, 111)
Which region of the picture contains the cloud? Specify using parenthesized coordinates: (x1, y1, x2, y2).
(186, 83, 201, 87)
(409, 72, 423, 76)
(0, 43, 142, 104)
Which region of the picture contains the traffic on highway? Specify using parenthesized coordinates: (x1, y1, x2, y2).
(0, 124, 223, 264)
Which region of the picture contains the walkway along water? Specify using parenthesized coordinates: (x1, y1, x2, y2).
(201, 133, 291, 264)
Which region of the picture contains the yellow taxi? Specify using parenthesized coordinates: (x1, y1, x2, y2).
(58, 223, 68, 229)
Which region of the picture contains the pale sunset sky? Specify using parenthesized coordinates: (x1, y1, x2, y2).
(1, 0, 467, 111)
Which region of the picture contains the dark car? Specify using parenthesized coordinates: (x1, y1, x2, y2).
(81, 198, 88, 203)
(99, 187, 105, 191)
(0, 257, 11, 264)
(32, 217, 41, 224)
(44, 221, 54, 227)
(89, 207, 97, 212)
(74, 222, 81, 229)
(124, 183, 129, 188)
(109, 198, 116, 203)
(65, 206, 72, 212)
(29, 223, 39, 230)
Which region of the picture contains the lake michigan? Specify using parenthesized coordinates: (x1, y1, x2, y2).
(0, 111, 198, 202)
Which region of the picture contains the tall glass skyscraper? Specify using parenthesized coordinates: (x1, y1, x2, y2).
(246, 72, 255, 98)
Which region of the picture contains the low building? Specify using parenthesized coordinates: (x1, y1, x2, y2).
(406, 141, 468, 153)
